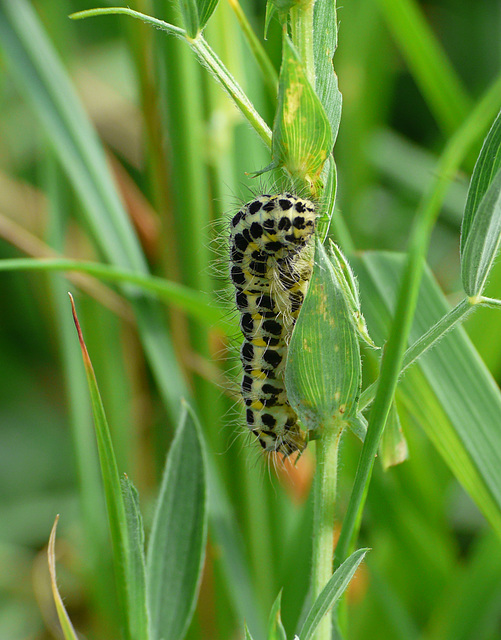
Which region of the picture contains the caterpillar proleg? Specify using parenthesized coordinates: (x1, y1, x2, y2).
(229, 193, 317, 456)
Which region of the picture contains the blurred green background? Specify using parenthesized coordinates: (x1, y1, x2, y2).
(1, 0, 501, 639)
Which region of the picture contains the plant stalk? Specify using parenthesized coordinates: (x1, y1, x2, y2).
(311, 424, 342, 640)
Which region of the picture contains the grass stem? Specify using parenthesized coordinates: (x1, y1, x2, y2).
(359, 296, 475, 411)
(311, 425, 341, 640)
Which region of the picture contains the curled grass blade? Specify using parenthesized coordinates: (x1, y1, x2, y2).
(313, 0, 342, 144)
(461, 108, 501, 297)
(461, 167, 501, 297)
(267, 592, 287, 640)
(70, 294, 148, 640)
(298, 548, 369, 640)
(47, 516, 79, 640)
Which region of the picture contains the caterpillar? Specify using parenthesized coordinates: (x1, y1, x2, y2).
(229, 193, 317, 456)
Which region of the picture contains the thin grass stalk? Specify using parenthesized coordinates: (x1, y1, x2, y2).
(311, 427, 341, 640)
(127, 0, 192, 372)
(358, 296, 476, 411)
(227, 0, 278, 100)
(334, 72, 501, 574)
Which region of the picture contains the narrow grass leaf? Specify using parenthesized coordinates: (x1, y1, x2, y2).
(0, 258, 232, 332)
(355, 252, 501, 537)
(380, 401, 409, 470)
(286, 240, 361, 431)
(176, 0, 219, 37)
(147, 402, 208, 640)
(378, 0, 471, 135)
(228, 0, 278, 100)
(196, 0, 219, 32)
(271, 33, 333, 186)
(461, 109, 501, 296)
(69, 295, 132, 639)
(0, 0, 189, 426)
(313, 0, 342, 144)
(461, 108, 501, 250)
(177, 0, 200, 37)
(461, 167, 501, 297)
(244, 623, 256, 640)
(121, 475, 150, 640)
(298, 548, 369, 640)
(47, 516, 79, 640)
(267, 592, 287, 640)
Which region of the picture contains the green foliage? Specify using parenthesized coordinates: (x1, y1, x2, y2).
(267, 592, 287, 640)
(298, 549, 369, 640)
(147, 403, 208, 640)
(2, 0, 501, 639)
(47, 518, 80, 640)
(286, 240, 361, 431)
(355, 253, 501, 537)
(313, 0, 342, 144)
(461, 109, 501, 297)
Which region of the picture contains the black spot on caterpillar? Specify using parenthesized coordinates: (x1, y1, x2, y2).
(229, 193, 317, 456)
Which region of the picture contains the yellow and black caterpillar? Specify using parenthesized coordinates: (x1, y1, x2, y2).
(229, 193, 317, 456)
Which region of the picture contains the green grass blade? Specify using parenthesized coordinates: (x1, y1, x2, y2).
(47, 517, 80, 640)
(461, 108, 501, 296)
(461, 167, 501, 297)
(380, 401, 408, 470)
(313, 0, 342, 144)
(0, 258, 232, 331)
(378, 0, 471, 135)
(461, 108, 501, 246)
(355, 252, 501, 538)
(298, 548, 369, 640)
(172, 0, 219, 35)
(177, 0, 200, 37)
(271, 33, 332, 186)
(0, 0, 146, 272)
(121, 475, 150, 640)
(197, 0, 219, 32)
(227, 0, 278, 100)
(69, 295, 135, 640)
(244, 623, 257, 640)
(333, 73, 501, 570)
(146, 401, 208, 640)
(0, 0, 190, 426)
(267, 592, 287, 640)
